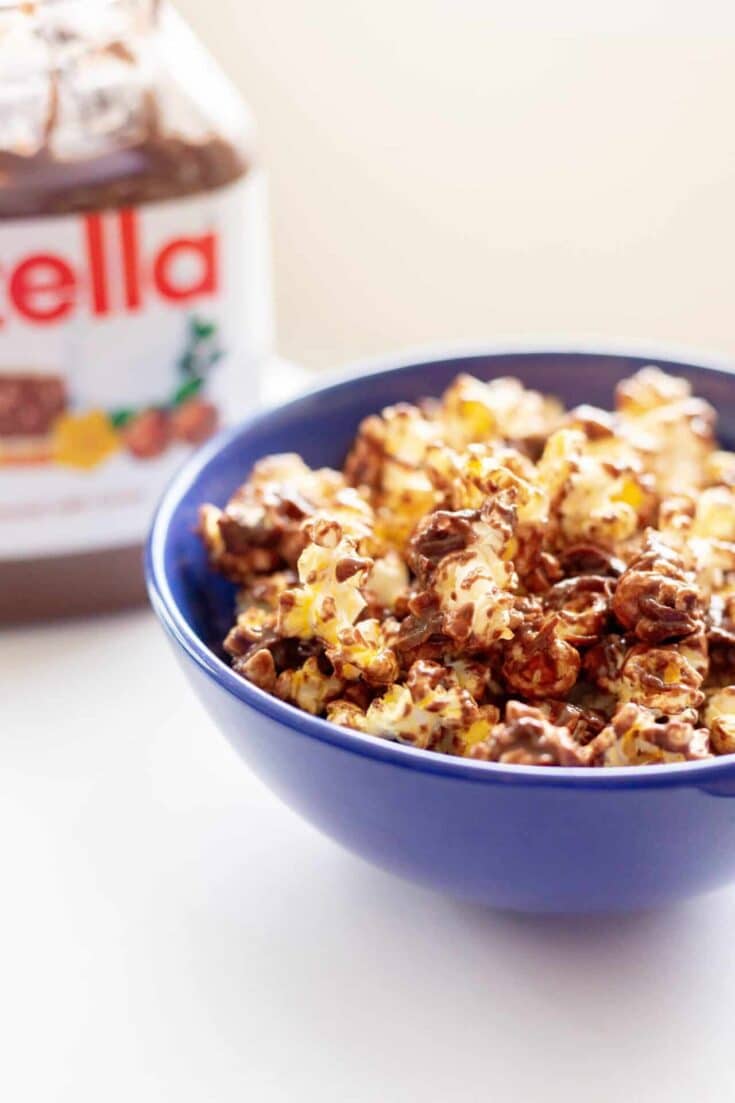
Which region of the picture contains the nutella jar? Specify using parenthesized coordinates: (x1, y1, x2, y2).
(0, 0, 272, 622)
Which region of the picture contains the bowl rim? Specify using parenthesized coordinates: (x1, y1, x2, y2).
(146, 339, 735, 790)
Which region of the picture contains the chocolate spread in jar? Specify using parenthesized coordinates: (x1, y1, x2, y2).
(0, 96, 247, 218)
(0, 1, 272, 623)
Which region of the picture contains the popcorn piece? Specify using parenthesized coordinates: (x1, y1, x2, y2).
(447, 704, 501, 758)
(534, 423, 655, 550)
(612, 535, 704, 643)
(200, 502, 280, 583)
(470, 701, 589, 766)
(588, 702, 711, 766)
(225, 606, 274, 658)
(559, 460, 655, 549)
(200, 453, 374, 583)
(278, 518, 401, 685)
(615, 366, 692, 415)
(225, 572, 297, 657)
(234, 647, 278, 693)
(429, 497, 521, 649)
(425, 440, 543, 517)
(278, 519, 371, 646)
(447, 658, 492, 701)
(536, 699, 607, 745)
(704, 687, 735, 755)
(502, 615, 581, 698)
(439, 374, 562, 451)
(372, 402, 439, 467)
(407, 508, 478, 584)
(406, 496, 521, 652)
(585, 626, 709, 714)
(362, 661, 479, 750)
(326, 618, 399, 686)
(543, 575, 613, 646)
(616, 368, 715, 496)
(275, 656, 344, 715)
(326, 699, 370, 732)
(344, 402, 439, 548)
(618, 642, 706, 715)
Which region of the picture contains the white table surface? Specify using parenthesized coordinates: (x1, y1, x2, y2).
(4, 611, 735, 1103)
(3, 362, 735, 1102)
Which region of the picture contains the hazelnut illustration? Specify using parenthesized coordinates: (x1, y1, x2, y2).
(122, 408, 171, 459)
(171, 398, 219, 444)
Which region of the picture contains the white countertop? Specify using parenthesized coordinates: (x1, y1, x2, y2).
(4, 608, 735, 1103)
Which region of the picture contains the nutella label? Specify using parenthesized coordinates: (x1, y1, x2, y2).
(0, 173, 271, 560)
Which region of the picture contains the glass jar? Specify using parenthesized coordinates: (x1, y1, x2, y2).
(0, 0, 272, 622)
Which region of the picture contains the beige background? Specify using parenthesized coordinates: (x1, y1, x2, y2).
(177, 0, 735, 373)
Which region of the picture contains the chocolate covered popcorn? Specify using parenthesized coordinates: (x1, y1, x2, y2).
(201, 366, 735, 767)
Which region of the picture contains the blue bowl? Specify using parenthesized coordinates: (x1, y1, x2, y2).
(147, 344, 735, 913)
